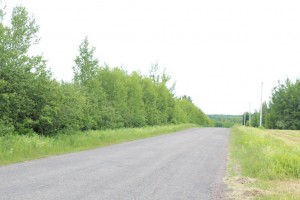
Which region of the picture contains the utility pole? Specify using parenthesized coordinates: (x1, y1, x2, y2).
(259, 82, 263, 127)
(249, 102, 251, 127)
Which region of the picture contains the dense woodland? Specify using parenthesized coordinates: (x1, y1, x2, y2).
(0, 6, 212, 136)
(243, 79, 300, 130)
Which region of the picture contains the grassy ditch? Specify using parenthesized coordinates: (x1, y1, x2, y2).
(0, 124, 197, 165)
(226, 126, 300, 199)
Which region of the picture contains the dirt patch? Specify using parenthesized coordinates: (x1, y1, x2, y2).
(225, 174, 300, 199)
(225, 176, 271, 200)
(274, 180, 300, 195)
(243, 188, 265, 197)
(235, 177, 256, 185)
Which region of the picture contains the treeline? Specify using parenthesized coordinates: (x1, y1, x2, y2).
(243, 79, 300, 130)
(0, 6, 212, 136)
(208, 115, 241, 128)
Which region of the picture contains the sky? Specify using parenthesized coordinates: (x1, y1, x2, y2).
(2, 0, 300, 115)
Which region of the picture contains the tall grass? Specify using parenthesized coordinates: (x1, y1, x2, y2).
(0, 124, 197, 165)
(230, 126, 300, 180)
(227, 126, 300, 199)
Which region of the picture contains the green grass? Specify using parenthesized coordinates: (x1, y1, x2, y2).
(227, 126, 300, 199)
(230, 126, 300, 180)
(0, 124, 197, 165)
(258, 194, 300, 200)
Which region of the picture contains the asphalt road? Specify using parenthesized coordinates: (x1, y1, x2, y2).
(0, 128, 230, 200)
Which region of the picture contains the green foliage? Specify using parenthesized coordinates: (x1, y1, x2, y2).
(268, 79, 300, 130)
(249, 102, 269, 128)
(173, 99, 189, 123)
(0, 121, 14, 136)
(0, 6, 56, 135)
(96, 66, 128, 128)
(55, 83, 86, 131)
(174, 99, 213, 126)
(0, 6, 212, 137)
(73, 36, 98, 85)
(248, 79, 300, 130)
(142, 77, 160, 125)
(126, 72, 146, 127)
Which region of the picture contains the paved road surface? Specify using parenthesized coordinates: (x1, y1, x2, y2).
(0, 128, 229, 200)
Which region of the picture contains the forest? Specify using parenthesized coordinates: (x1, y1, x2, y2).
(0, 6, 212, 136)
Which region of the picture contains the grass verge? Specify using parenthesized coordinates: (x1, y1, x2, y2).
(226, 126, 300, 200)
(0, 124, 198, 166)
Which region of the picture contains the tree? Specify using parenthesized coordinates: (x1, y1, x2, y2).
(156, 80, 175, 124)
(268, 79, 300, 130)
(180, 95, 193, 102)
(173, 99, 189, 124)
(0, 5, 213, 136)
(54, 83, 86, 131)
(149, 62, 159, 83)
(96, 67, 128, 128)
(73, 37, 98, 86)
(142, 77, 160, 125)
(126, 72, 146, 127)
(173, 98, 213, 126)
(0, 6, 57, 134)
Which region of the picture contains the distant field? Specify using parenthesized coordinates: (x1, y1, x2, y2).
(227, 126, 300, 200)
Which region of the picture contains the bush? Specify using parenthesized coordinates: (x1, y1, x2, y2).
(0, 121, 15, 136)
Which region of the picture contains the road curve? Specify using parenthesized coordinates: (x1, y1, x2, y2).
(0, 128, 229, 200)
